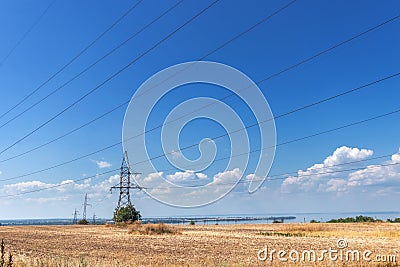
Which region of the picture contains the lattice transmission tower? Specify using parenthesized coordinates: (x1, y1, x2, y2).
(72, 209, 79, 224)
(82, 193, 91, 221)
(111, 151, 141, 218)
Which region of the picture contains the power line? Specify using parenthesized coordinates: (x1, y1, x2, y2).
(145, 161, 400, 190)
(1, 99, 399, 184)
(124, 15, 400, 164)
(76, 150, 400, 204)
(0, 142, 123, 182)
(0, 71, 397, 185)
(268, 161, 400, 182)
(0, 0, 297, 164)
(1, 70, 398, 182)
(0, 101, 129, 164)
(257, 14, 400, 83)
(153, 15, 400, 126)
(0, 7, 397, 186)
(1, 4, 396, 208)
(0, 0, 220, 156)
(1, 110, 398, 198)
(0, 0, 142, 121)
(132, 71, 400, 166)
(129, 0, 299, 101)
(254, 160, 400, 183)
(201, 0, 299, 59)
(92, 194, 113, 208)
(0, 0, 184, 130)
(0, 168, 119, 198)
(0, 5, 394, 165)
(156, 105, 400, 173)
(1, 154, 398, 198)
(0, 0, 57, 69)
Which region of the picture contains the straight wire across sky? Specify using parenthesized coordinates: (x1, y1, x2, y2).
(0, 0, 399, 219)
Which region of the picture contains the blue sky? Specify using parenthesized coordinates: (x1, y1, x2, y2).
(0, 0, 399, 219)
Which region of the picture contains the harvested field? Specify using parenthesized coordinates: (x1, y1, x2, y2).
(0, 223, 399, 266)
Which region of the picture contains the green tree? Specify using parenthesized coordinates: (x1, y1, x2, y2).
(78, 219, 89, 225)
(113, 204, 141, 223)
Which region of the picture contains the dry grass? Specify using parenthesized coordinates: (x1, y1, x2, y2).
(0, 223, 399, 266)
(127, 222, 178, 235)
(272, 222, 400, 239)
(257, 222, 400, 238)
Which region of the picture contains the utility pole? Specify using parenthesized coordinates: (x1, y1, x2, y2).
(72, 209, 79, 224)
(110, 151, 142, 219)
(82, 193, 91, 221)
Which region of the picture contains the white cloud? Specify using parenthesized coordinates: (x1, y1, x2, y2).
(57, 179, 91, 192)
(2, 179, 94, 195)
(140, 168, 242, 189)
(213, 168, 242, 185)
(1, 173, 121, 197)
(25, 196, 70, 204)
(138, 170, 211, 190)
(322, 178, 347, 192)
(282, 146, 374, 193)
(91, 174, 119, 191)
(170, 150, 183, 160)
(166, 171, 208, 183)
(245, 173, 261, 182)
(391, 152, 400, 163)
(323, 146, 373, 166)
(348, 156, 400, 187)
(3, 180, 50, 192)
(281, 146, 400, 196)
(142, 172, 164, 183)
(94, 160, 112, 169)
(209, 168, 243, 195)
(137, 168, 243, 204)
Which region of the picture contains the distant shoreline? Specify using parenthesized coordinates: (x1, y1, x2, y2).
(1, 211, 400, 226)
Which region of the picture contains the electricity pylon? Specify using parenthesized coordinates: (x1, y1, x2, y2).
(110, 151, 142, 219)
(82, 193, 91, 221)
(72, 209, 79, 224)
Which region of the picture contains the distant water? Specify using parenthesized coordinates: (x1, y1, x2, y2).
(1, 211, 399, 226)
(0, 218, 109, 226)
(220, 211, 400, 224)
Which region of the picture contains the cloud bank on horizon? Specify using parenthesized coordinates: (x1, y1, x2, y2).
(2, 146, 399, 213)
(281, 146, 400, 196)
